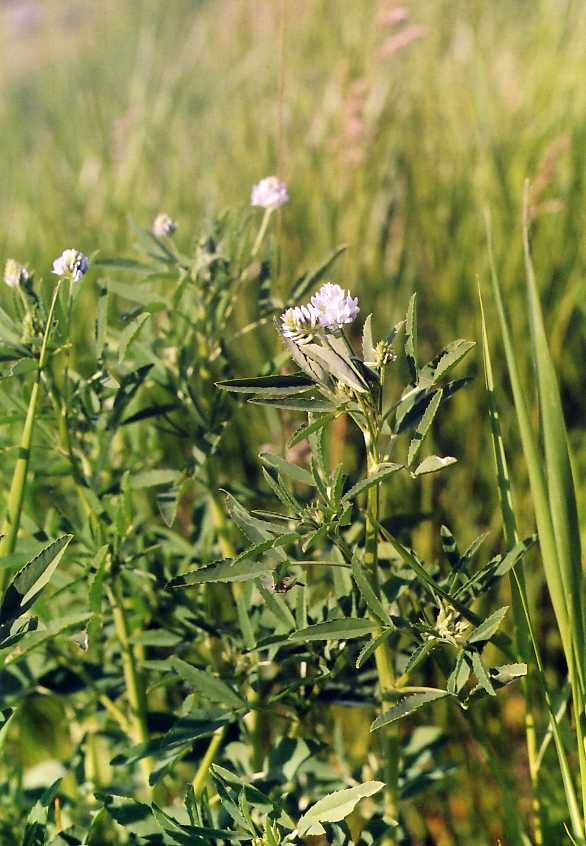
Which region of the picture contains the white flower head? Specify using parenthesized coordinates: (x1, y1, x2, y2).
(52, 249, 90, 283)
(4, 259, 30, 288)
(251, 176, 289, 210)
(153, 212, 177, 238)
(280, 304, 320, 345)
(310, 282, 359, 331)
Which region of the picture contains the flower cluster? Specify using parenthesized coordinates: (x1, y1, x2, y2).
(52, 249, 90, 283)
(280, 305, 319, 345)
(251, 176, 289, 210)
(310, 283, 359, 330)
(4, 259, 30, 288)
(152, 212, 177, 237)
(280, 282, 360, 345)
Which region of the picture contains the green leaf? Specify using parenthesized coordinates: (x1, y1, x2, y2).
(447, 652, 471, 694)
(303, 341, 367, 393)
(297, 781, 385, 836)
(130, 469, 181, 488)
(4, 612, 92, 663)
(259, 453, 314, 486)
(171, 658, 245, 709)
(418, 339, 475, 388)
(351, 556, 393, 626)
(404, 292, 418, 383)
(287, 414, 334, 448)
(289, 618, 381, 642)
(362, 314, 375, 363)
(342, 463, 403, 504)
(407, 389, 443, 467)
(371, 690, 448, 732)
(249, 396, 337, 412)
(0, 535, 73, 628)
(216, 373, 314, 395)
(118, 313, 150, 362)
(468, 606, 509, 643)
(356, 629, 393, 669)
(471, 650, 495, 696)
(413, 455, 457, 476)
(167, 557, 275, 587)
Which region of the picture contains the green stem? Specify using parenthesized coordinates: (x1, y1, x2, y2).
(0, 283, 62, 591)
(364, 441, 399, 834)
(108, 577, 153, 789)
(193, 726, 225, 797)
(251, 208, 273, 257)
(208, 488, 262, 773)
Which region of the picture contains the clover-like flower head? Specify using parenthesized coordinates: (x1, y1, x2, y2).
(310, 282, 359, 331)
(52, 249, 90, 283)
(153, 212, 177, 238)
(251, 176, 289, 210)
(4, 259, 30, 289)
(280, 304, 320, 345)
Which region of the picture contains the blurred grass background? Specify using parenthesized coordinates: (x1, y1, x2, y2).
(0, 0, 583, 537)
(0, 0, 585, 841)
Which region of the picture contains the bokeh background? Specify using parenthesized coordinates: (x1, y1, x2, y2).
(0, 1, 584, 841)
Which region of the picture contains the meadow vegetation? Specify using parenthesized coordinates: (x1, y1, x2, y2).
(0, 1, 584, 843)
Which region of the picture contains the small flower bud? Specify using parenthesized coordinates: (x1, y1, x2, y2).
(152, 212, 177, 238)
(52, 249, 90, 283)
(4, 259, 30, 289)
(251, 176, 289, 210)
(310, 282, 359, 331)
(366, 339, 397, 369)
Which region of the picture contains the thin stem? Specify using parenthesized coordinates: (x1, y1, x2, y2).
(363, 437, 399, 834)
(251, 208, 273, 257)
(107, 577, 153, 789)
(193, 726, 225, 797)
(0, 282, 62, 591)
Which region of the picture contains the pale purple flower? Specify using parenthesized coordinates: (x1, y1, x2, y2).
(280, 304, 320, 345)
(52, 249, 90, 283)
(4, 259, 30, 289)
(152, 212, 177, 237)
(251, 176, 289, 210)
(310, 283, 359, 331)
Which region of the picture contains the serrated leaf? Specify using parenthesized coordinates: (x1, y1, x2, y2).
(167, 557, 275, 587)
(342, 463, 403, 504)
(259, 453, 314, 486)
(171, 658, 245, 708)
(216, 373, 314, 395)
(447, 651, 471, 694)
(287, 414, 334, 448)
(371, 690, 448, 731)
(418, 339, 475, 388)
(408, 389, 443, 467)
(290, 618, 380, 642)
(362, 314, 375, 362)
(404, 293, 418, 383)
(468, 606, 509, 643)
(0, 535, 73, 628)
(351, 556, 393, 626)
(249, 396, 337, 412)
(297, 781, 385, 836)
(356, 629, 393, 669)
(471, 650, 495, 695)
(413, 455, 457, 476)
